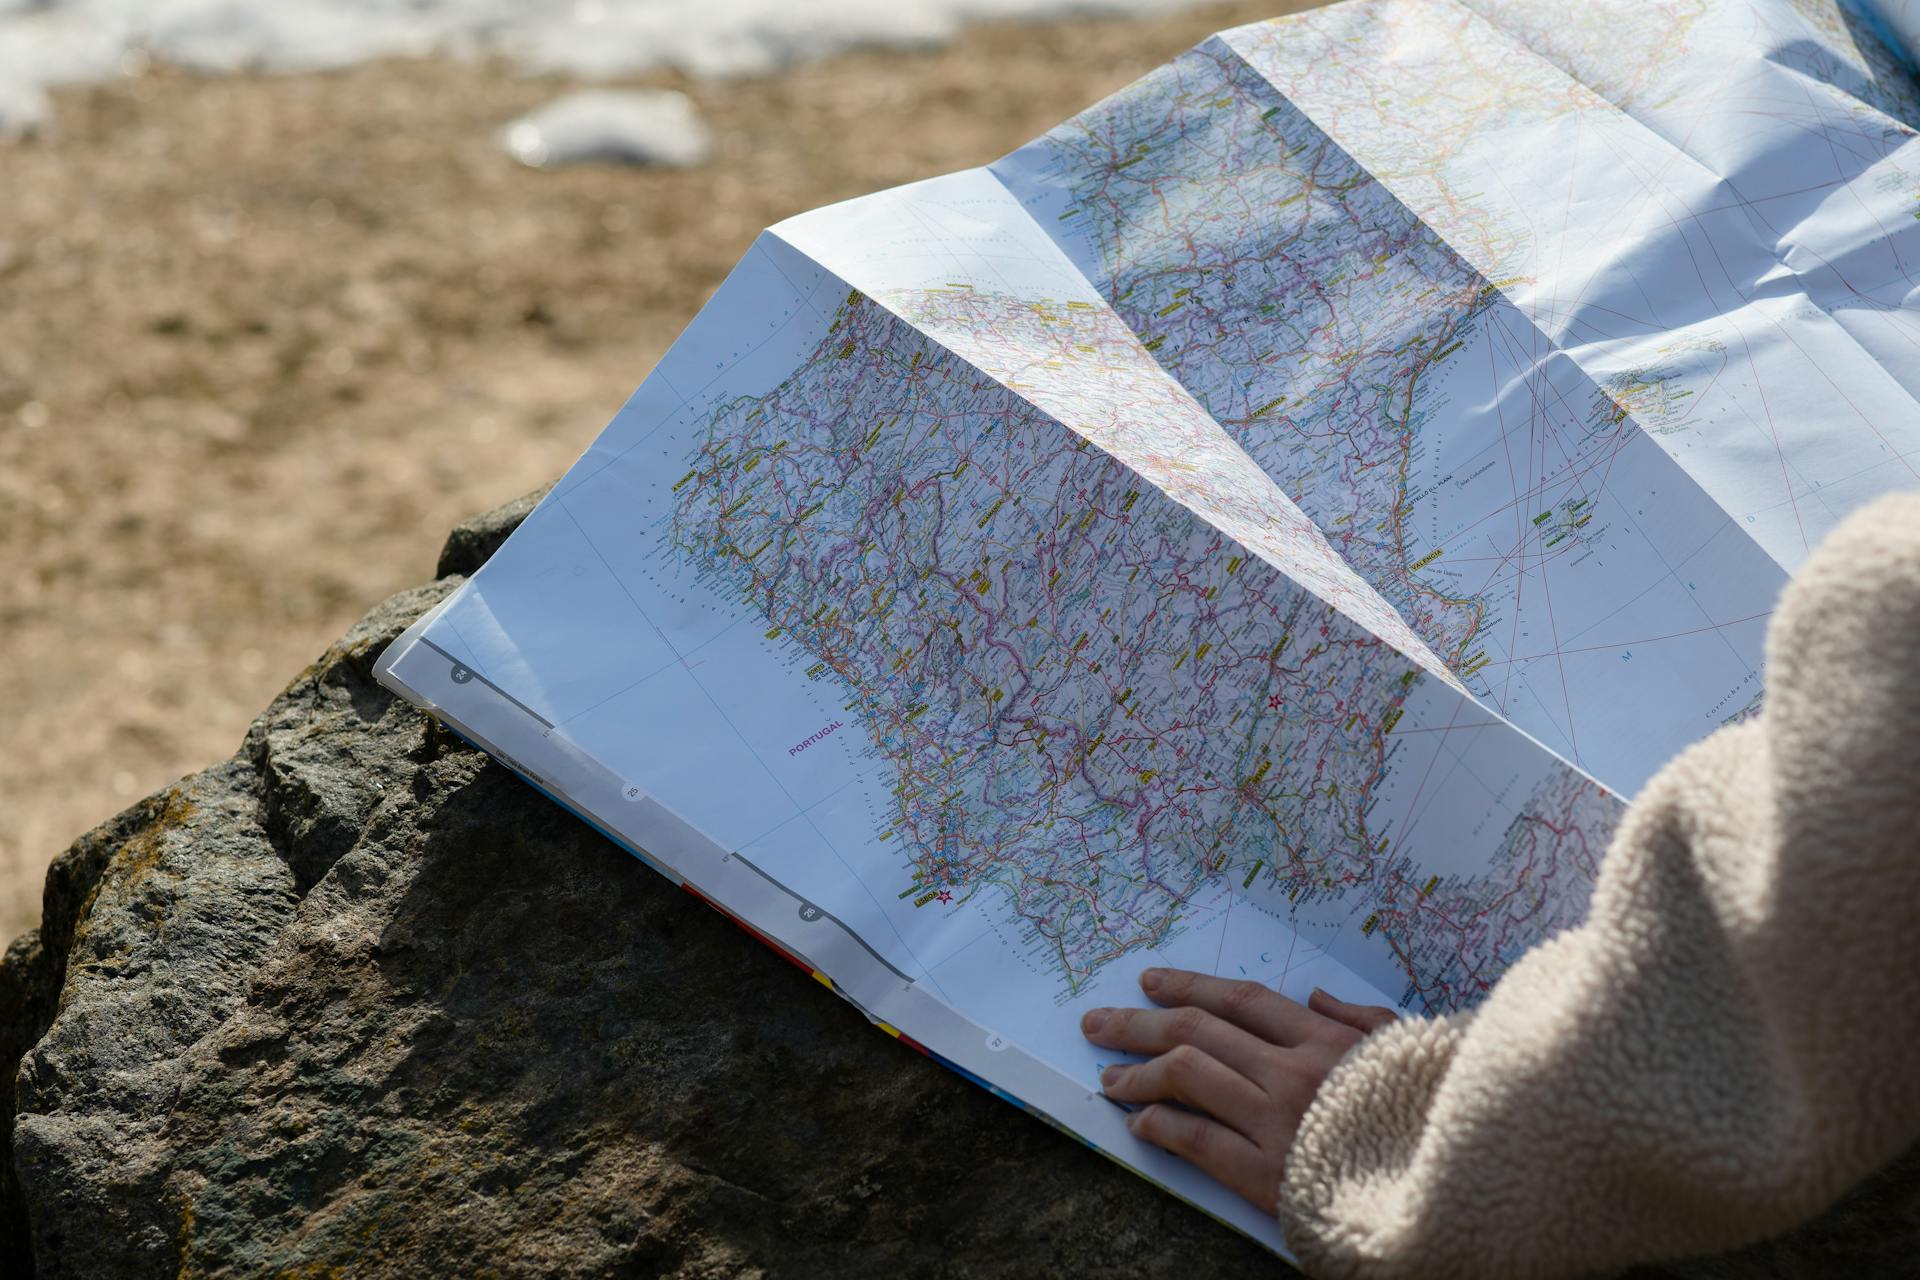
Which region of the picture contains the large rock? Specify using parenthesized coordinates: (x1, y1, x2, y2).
(3, 493, 1916, 1278)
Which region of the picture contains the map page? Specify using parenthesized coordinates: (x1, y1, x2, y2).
(376, 0, 1920, 1254)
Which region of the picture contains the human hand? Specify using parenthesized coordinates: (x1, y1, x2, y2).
(1080, 968, 1397, 1212)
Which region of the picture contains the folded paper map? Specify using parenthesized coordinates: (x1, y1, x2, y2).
(378, 0, 1920, 1253)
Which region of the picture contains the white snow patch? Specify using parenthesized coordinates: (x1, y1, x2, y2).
(503, 89, 711, 168)
(0, 79, 48, 138)
(0, 2, 1218, 105)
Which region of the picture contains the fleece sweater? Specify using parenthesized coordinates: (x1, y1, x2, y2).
(1275, 492, 1920, 1278)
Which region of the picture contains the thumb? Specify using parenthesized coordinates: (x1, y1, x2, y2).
(1308, 987, 1399, 1035)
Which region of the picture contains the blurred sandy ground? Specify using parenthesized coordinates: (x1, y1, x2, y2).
(0, 2, 1295, 942)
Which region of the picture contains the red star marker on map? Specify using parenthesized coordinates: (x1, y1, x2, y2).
(937, 889, 954, 904)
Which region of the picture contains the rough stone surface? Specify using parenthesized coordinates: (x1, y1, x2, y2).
(436, 485, 553, 581)
(3, 494, 1916, 1278)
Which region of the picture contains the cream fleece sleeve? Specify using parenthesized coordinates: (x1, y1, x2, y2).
(1276, 492, 1920, 1279)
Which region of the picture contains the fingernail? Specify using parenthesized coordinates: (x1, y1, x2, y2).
(1124, 1109, 1142, 1132)
(1140, 968, 1165, 993)
(1100, 1064, 1124, 1087)
(1081, 1008, 1110, 1034)
(1310, 986, 1330, 1003)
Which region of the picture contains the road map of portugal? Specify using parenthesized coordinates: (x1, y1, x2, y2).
(1000, 34, 1657, 740)
(665, 290, 1619, 1007)
(1007, 40, 1508, 672)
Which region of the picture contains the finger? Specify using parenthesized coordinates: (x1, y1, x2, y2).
(1138, 968, 1319, 1046)
(1101, 1044, 1271, 1137)
(1082, 1003, 1275, 1079)
(1307, 987, 1399, 1035)
(1127, 1103, 1281, 1214)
